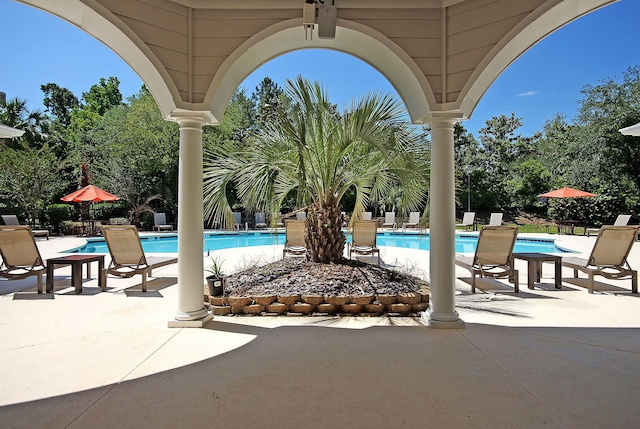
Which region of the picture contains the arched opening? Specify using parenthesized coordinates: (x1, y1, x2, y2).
(4, 0, 622, 330)
(239, 49, 399, 110)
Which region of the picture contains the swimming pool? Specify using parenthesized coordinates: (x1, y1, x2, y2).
(73, 231, 568, 254)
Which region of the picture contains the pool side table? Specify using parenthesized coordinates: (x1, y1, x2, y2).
(46, 254, 105, 294)
(512, 253, 563, 290)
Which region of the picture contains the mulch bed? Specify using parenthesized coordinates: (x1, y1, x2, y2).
(206, 258, 429, 317)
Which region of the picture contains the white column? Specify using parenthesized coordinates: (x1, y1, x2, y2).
(422, 112, 465, 329)
(168, 111, 214, 327)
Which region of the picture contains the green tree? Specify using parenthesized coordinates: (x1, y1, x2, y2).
(203, 87, 255, 153)
(88, 86, 180, 223)
(535, 67, 640, 223)
(203, 77, 430, 263)
(0, 144, 64, 226)
(453, 123, 480, 211)
(251, 77, 286, 127)
(82, 76, 123, 115)
(41, 83, 79, 127)
(474, 113, 537, 210)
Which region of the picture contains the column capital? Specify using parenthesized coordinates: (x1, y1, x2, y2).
(424, 111, 465, 128)
(168, 109, 217, 127)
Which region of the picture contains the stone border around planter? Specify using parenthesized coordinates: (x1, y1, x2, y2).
(207, 289, 429, 317)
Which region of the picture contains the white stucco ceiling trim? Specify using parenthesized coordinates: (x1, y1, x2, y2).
(0, 124, 25, 138)
(457, 0, 617, 120)
(18, 0, 180, 119)
(620, 122, 640, 136)
(207, 18, 435, 124)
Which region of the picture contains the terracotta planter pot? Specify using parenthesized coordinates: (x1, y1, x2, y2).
(387, 303, 411, 314)
(324, 295, 349, 305)
(350, 294, 375, 305)
(397, 292, 421, 304)
(316, 303, 337, 314)
(228, 296, 252, 307)
(277, 294, 300, 305)
(301, 295, 324, 305)
(376, 294, 398, 305)
(265, 302, 289, 314)
(253, 295, 277, 306)
(290, 302, 314, 314)
(209, 295, 228, 306)
(363, 303, 385, 314)
(211, 305, 231, 316)
(411, 302, 430, 312)
(243, 304, 265, 315)
(340, 303, 363, 314)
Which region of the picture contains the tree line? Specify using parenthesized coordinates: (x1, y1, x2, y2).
(1, 66, 639, 233)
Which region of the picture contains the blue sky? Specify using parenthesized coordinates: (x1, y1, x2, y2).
(1, 0, 639, 137)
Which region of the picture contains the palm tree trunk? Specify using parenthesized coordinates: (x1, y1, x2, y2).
(305, 195, 346, 263)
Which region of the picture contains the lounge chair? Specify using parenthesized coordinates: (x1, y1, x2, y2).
(0, 225, 47, 293)
(152, 213, 173, 232)
(2, 214, 49, 240)
(296, 211, 307, 221)
(405, 212, 421, 229)
(348, 220, 380, 265)
(562, 225, 638, 293)
(455, 225, 519, 292)
(100, 225, 177, 292)
(283, 219, 306, 258)
(488, 212, 503, 226)
(232, 211, 242, 231)
(586, 214, 631, 237)
(254, 212, 267, 229)
(456, 212, 475, 231)
(362, 212, 372, 221)
(382, 212, 396, 229)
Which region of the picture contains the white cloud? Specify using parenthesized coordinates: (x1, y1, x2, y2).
(517, 90, 539, 97)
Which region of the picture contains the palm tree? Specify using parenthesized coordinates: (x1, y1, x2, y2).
(0, 97, 47, 149)
(203, 76, 430, 263)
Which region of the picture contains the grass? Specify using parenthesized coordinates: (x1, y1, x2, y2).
(456, 223, 589, 235)
(509, 223, 589, 235)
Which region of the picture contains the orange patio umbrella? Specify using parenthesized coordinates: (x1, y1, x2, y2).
(61, 184, 120, 203)
(538, 187, 597, 223)
(538, 187, 597, 199)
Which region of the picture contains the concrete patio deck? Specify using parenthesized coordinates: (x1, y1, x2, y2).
(0, 232, 639, 428)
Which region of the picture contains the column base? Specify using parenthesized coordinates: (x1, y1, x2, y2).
(168, 308, 212, 328)
(421, 310, 465, 329)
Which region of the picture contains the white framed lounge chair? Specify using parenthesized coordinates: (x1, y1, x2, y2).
(100, 225, 177, 292)
(562, 225, 638, 293)
(296, 211, 307, 221)
(232, 211, 242, 231)
(362, 212, 372, 221)
(586, 214, 631, 237)
(488, 213, 503, 226)
(2, 214, 49, 239)
(455, 225, 519, 293)
(0, 225, 47, 293)
(382, 212, 396, 229)
(152, 213, 173, 232)
(456, 212, 475, 231)
(348, 220, 380, 265)
(254, 212, 267, 229)
(405, 212, 420, 229)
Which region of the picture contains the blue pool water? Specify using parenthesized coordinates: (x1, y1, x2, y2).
(74, 231, 567, 254)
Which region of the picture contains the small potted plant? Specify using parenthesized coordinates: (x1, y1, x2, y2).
(205, 255, 225, 297)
